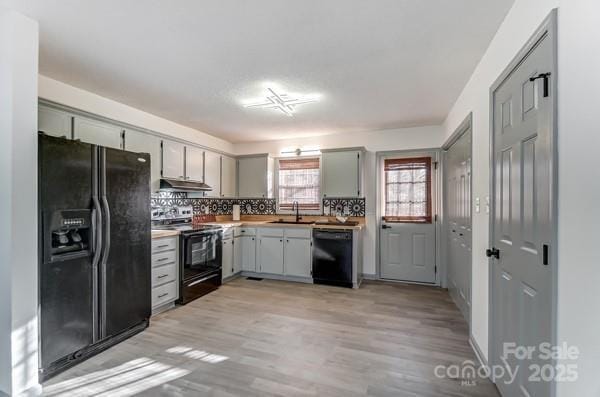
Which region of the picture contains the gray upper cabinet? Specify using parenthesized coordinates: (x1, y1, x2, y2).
(73, 116, 123, 150)
(38, 105, 72, 138)
(124, 128, 162, 192)
(185, 146, 204, 182)
(203, 150, 221, 196)
(221, 156, 237, 197)
(238, 155, 273, 198)
(322, 150, 361, 197)
(161, 140, 185, 179)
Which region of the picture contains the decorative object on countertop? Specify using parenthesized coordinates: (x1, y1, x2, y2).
(193, 214, 216, 224)
(152, 192, 365, 217)
(323, 197, 366, 217)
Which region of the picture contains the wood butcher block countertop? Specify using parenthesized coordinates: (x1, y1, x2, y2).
(203, 215, 365, 230)
(152, 216, 364, 238)
(151, 229, 179, 239)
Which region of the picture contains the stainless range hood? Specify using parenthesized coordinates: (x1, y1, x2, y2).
(159, 178, 212, 192)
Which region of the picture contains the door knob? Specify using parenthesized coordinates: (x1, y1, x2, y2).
(486, 248, 500, 260)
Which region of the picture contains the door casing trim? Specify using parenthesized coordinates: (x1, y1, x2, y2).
(375, 148, 442, 285)
(488, 9, 558, 395)
(441, 113, 473, 330)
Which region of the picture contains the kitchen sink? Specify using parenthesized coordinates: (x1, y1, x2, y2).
(268, 220, 315, 225)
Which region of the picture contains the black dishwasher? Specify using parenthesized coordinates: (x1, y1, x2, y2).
(312, 229, 353, 288)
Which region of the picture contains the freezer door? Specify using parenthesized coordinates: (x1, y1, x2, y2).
(99, 147, 151, 338)
(38, 134, 97, 369)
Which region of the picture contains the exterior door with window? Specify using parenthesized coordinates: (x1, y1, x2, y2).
(380, 155, 437, 283)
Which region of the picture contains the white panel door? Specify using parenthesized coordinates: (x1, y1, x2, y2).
(258, 236, 283, 274)
(74, 116, 122, 149)
(204, 151, 221, 196)
(221, 156, 237, 197)
(161, 140, 185, 179)
(38, 106, 72, 138)
(322, 151, 360, 198)
(222, 239, 234, 279)
(124, 128, 161, 192)
(185, 146, 204, 182)
(238, 157, 267, 197)
(284, 238, 311, 278)
(490, 27, 554, 397)
(380, 222, 436, 283)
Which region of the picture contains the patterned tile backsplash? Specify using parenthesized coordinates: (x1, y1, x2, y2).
(151, 192, 365, 217)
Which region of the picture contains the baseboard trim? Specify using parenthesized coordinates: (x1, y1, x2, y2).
(469, 334, 489, 370)
(361, 273, 378, 280)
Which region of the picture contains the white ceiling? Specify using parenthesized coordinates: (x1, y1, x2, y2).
(3, 0, 514, 143)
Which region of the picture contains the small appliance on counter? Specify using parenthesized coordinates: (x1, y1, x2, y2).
(232, 204, 241, 221)
(152, 205, 223, 304)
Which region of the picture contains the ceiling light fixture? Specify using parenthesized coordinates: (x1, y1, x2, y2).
(243, 87, 320, 116)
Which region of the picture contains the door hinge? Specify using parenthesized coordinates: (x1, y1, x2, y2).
(434, 161, 438, 170)
(434, 214, 438, 222)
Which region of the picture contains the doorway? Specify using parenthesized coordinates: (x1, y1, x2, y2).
(378, 151, 438, 284)
(489, 11, 557, 397)
(444, 117, 472, 324)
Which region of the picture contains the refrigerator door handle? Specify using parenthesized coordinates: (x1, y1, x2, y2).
(100, 194, 110, 338)
(91, 196, 102, 342)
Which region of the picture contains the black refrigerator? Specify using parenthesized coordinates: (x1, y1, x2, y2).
(38, 134, 151, 381)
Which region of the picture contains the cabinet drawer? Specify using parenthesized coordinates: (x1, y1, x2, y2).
(152, 237, 177, 253)
(223, 228, 234, 240)
(151, 263, 177, 287)
(235, 227, 256, 237)
(259, 228, 284, 237)
(284, 228, 311, 239)
(152, 281, 177, 308)
(152, 250, 177, 268)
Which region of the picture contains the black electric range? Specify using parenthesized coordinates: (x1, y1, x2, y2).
(153, 219, 223, 304)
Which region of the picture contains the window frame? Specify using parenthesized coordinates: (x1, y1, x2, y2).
(382, 156, 433, 223)
(275, 155, 323, 214)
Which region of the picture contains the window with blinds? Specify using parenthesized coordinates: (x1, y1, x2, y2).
(278, 157, 321, 211)
(384, 157, 432, 223)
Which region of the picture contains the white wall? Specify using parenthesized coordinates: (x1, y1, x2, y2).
(235, 125, 445, 275)
(442, 0, 559, 364)
(556, 1, 600, 395)
(39, 75, 235, 155)
(0, 8, 41, 396)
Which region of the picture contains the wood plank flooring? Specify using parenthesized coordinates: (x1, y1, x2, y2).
(43, 279, 499, 396)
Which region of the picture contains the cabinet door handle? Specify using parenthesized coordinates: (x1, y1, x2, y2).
(156, 257, 170, 262)
(158, 293, 169, 298)
(158, 274, 169, 279)
(156, 244, 170, 249)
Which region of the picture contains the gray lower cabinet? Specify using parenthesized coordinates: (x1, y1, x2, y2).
(38, 105, 72, 138)
(73, 116, 123, 150)
(234, 234, 256, 273)
(222, 238, 234, 279)
(321, 150, 361, 198)
(284, 238, 312, 278)
(258, 236, 284, 274)
(151, 236, 179, 313)
(124, 128, 162, 192)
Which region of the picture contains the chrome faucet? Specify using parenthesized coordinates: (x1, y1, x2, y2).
(292, 201, 302, 223)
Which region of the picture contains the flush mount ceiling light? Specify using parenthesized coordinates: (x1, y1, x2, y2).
(243, 87, 320, 116)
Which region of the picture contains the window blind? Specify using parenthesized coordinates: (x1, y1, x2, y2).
(278, 158, 321, 211)
(384, 157, 432, 223)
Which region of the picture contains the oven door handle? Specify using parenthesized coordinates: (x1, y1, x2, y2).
(188, 274, 219, 286)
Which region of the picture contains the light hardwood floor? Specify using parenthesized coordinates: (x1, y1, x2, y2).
(43, 279, 499, 396)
